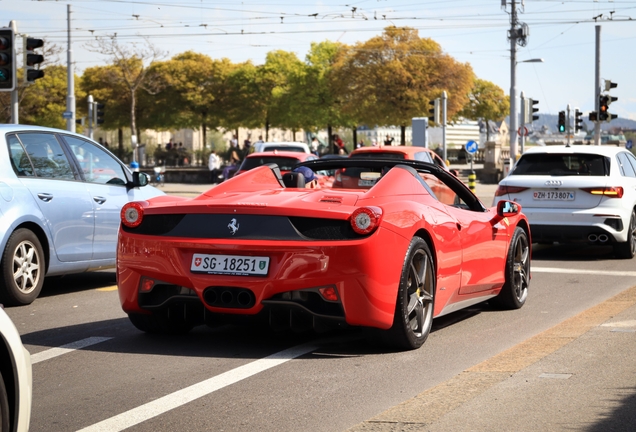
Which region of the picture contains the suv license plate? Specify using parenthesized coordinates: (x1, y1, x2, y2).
(191, 253, 269, 276)
(533, 190, 575, 201)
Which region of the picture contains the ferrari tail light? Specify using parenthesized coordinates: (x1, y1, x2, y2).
(121, 202, 146, 228)
(494, 185, 529, 197)
(350, 206, 382, 235)
(581, 187, 624, 198)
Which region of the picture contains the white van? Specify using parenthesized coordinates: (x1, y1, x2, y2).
(253, 141, 311, 154)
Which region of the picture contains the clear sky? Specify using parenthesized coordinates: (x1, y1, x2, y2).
(5, 0, 636, 123)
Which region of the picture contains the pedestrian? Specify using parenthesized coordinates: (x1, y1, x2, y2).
(311, 137, 319, 155)
(357, 139, 364, 148)
(208, 150, 221, 184)
(243, 135, 252, 157)
(165, 138, 174, 150)
(383, 135, 394, 146)
(334, 134, 347, 154)
(255, 135, 264, 145)
(222, 139, 241, 181)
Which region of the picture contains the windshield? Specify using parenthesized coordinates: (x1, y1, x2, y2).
(241, 156, 302, 171)
(263, 146, 306, 153)
(512, 153, 609, 176)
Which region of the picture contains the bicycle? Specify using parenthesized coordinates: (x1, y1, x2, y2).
(151, 166, 165, 187)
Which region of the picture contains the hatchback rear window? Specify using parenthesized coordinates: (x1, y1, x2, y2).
(350, 152, 405, 159)
(512, 153, 609, 176)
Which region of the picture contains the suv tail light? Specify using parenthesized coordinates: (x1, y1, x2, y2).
(581, 187, 624, 198)
(494, 185, 529, 197)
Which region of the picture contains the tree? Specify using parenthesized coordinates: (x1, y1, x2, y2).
(18, 65, 86, 129)
(332, 26, 474, 144)
(85, 36, 164, 145)
(147, 52, 235, 146)
(459, 78, 509, 142)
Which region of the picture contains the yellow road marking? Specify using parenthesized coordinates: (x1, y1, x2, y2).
(97, 286, 118, 292)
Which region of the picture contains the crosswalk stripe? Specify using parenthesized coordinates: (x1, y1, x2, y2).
(76, 343, 318, 432)
(30, 337, 113, 364)
(532, 266, 636, 277)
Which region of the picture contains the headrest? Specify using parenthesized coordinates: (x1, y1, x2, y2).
(282, 172, 306, 188)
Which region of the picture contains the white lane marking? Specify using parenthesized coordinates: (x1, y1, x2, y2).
(532, 267, 636, 277)
(31, 337, 113, 365)
(76, 343, 318, 432)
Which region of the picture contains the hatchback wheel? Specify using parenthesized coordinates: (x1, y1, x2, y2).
(0, 229, 45, 306)
(614, 210, 636, 259)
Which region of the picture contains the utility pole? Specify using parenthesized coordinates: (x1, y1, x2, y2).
(594, 25, 601, 146)
(66, 4, 75, 132)
(442, 91, 447, 163)
(88, 94, 94, 139)
(508, 0, 518, 163)
(520, 91, 525, 154)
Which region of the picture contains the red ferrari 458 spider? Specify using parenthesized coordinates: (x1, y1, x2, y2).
(117, 159, 531, 350)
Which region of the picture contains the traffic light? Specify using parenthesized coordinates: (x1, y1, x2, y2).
(599, 95, 617, 122)
(604, 79, 617, 92)
(574, 108, 583, 132)
(24, 37, 44, 83)
(557, 111, 566, 133)
(525, 98, 539, 123)
(94, 102, 105, 124)
(428, 98, 440, 125)
(0, 28, 16, 91)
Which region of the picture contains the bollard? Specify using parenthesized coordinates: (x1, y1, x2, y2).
(468, 170, 476, 192)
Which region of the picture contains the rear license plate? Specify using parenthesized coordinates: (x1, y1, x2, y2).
(191, 253, 270, 276)
(533, 190, 575, 201)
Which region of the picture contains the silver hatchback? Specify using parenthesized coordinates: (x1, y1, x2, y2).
(0, 125, 163, 305)
(493, 145, 636, 259)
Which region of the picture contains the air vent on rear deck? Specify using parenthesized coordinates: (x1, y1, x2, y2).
(319, 196, 343, 204)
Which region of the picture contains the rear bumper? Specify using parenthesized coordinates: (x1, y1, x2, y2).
(530, 224, 621, 244)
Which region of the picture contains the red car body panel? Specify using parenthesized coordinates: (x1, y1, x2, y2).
(117, 163, 528, 330)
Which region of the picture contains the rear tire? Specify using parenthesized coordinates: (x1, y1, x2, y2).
(614, 210, 636, 259)
(128, 311, 194, 334)
(491, 226, 530, 310)
(0, 228, 45, 306)
(384, 237, 435, 350)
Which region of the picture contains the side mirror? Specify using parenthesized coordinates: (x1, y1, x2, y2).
(132, 171, 149, 188)
(497, 200, 520, 217)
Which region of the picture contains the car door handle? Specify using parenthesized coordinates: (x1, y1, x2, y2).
(93, 196, 107, 205)
(37, 193, 53, 202)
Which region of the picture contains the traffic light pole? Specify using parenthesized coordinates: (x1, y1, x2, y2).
(442, 91, 447, 163)
(520, 91, 525, 155)
(88, 95, 94, 139)
(566, 104, 572, 147)
(593, 25, 601, 146)
(10, 20, 18, 124)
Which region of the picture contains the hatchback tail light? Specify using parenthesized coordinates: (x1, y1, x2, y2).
(494, 185, 529, 197)
(581, 187, 624, 198)
(350, 206, 382, 235)
(121, 202, 146, 228)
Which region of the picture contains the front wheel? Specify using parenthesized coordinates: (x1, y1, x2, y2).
(491, 226, 530, 310)
(614, 210, 636, 259)
(385, 237, 435, 350)
(0, 228, 45, 306)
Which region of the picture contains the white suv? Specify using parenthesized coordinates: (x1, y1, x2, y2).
(493, 145, 636, 259)
(252, 141, 310, 154)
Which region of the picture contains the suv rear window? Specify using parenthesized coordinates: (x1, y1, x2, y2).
(512, 153, 609, 176)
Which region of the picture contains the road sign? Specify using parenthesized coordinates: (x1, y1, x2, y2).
(465, 140, 478, 154)
(627, 140, 633, 150)
(517, 126, 529, 137)
(62, 111, 72, 119)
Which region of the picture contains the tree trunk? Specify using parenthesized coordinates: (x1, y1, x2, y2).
(327, 124, 333, 154)
(265, 118, 270, 142)
(352, 127, 357, 148)
(400, 125, 406, 145)
(118, 128, 123, 159)
(202, 122, 207, 149)
(130, 89, 137, 141)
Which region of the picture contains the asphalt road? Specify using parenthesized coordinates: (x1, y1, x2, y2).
(5, 178, 636, 432)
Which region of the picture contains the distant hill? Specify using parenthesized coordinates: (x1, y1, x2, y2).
(511, 114, 636, 133)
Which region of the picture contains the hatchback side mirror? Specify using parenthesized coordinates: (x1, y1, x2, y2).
(132, 171, 149, 188)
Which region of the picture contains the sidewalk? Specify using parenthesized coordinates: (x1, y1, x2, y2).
(349, 286, 636, 431)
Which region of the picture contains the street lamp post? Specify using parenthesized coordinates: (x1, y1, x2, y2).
(510, 58, 544, 163)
